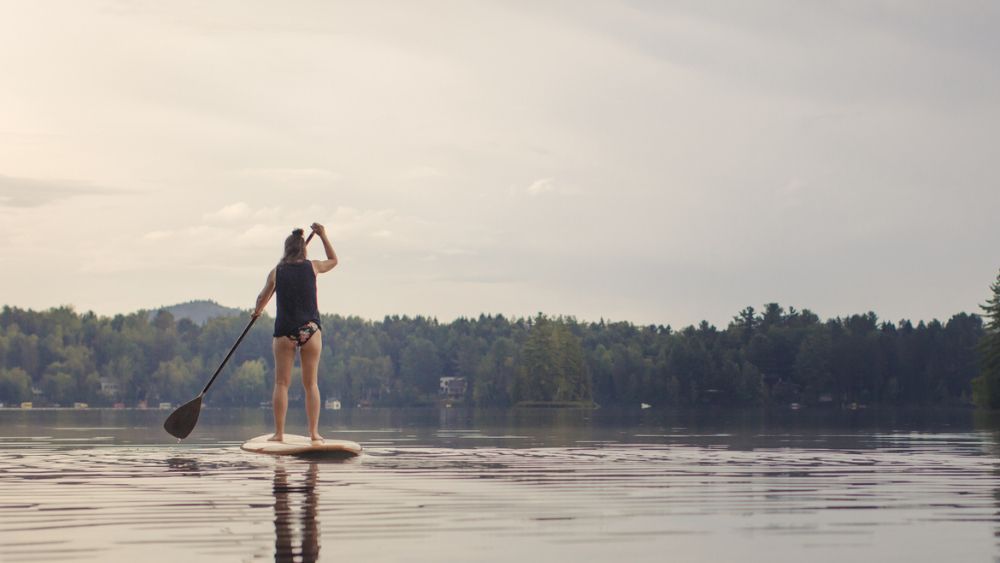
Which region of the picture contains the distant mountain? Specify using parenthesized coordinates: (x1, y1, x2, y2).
(150, 300, 244, 325)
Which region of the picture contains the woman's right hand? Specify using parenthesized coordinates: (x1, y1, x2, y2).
(310, 222, 326, 237)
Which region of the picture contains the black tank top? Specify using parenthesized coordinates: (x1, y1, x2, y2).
(273, 260, 322, 337)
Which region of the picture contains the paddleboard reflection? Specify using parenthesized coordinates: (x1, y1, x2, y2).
(273, 463, 319, 563)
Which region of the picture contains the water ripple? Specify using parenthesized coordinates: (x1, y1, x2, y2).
(1, 423, 999, 562)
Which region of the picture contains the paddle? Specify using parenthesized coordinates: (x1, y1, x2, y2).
(163, 315, 259, 439)
(163, 229, 317, 440)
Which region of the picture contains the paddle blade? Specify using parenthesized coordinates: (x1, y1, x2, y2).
(163, 395, 203, 439)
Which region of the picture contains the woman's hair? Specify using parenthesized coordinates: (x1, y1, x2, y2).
(280, 228, 307, 264)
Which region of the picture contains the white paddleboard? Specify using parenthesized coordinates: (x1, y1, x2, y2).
(240, 434, 362, 457)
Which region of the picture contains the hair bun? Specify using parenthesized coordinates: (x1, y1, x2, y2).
(292, 228, 304, 237)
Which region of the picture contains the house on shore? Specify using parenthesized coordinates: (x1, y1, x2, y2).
(439, 377, 467, 400)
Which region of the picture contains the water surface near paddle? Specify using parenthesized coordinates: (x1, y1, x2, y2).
(2, 408, 1000, 562)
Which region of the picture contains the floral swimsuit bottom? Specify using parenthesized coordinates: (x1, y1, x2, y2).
(286, 321, 319, 347)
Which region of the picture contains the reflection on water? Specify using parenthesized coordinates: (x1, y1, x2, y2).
(2, 408, 1000, 562)
(273, 463, 320, 563)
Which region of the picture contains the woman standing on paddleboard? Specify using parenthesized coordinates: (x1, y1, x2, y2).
(252, 223, 338, 445)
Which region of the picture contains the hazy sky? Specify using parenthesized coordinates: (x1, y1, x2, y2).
(1, 1, 998, 327)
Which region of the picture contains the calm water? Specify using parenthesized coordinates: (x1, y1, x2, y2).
(2, 407, 1000, 562)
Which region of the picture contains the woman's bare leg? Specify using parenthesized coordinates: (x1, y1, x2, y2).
(271, 336, 296, 441)
(299, 330, 323, 441)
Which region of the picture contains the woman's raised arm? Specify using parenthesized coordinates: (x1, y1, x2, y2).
(310, 222, 338, 274)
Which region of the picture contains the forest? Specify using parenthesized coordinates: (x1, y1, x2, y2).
(0, 302, 986, 409)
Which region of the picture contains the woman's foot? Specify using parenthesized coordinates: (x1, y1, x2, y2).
(268, 433, 284, 442)
(310, 435, 325, 446)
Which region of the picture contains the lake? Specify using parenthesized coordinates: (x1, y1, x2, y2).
(2, 407, 999, 562)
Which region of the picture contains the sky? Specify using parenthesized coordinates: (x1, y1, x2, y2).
(1, 0, 998, 327)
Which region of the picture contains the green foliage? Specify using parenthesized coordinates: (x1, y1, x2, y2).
(794, 328, 832, 402)
(215, 358, 267, 406)
(399, 336, 442, 396)
(348, 355, 394, 404)
(0, 301, 986, 408)
(0, 367, 32, 403)
(973, 270, 1000, 408)
(474, 337, 518, 406)
(516, 315, 591, 403)
(151, 356, 203, 404)
(41, 372, 75, 405)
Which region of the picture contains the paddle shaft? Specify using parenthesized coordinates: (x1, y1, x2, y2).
(200, 315, 257, 395)
(198, 228, 317, 396)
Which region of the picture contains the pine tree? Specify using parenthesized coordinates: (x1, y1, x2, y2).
(972, 270, 1000, 407)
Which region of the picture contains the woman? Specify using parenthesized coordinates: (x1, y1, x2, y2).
(252, 223, 338, 444)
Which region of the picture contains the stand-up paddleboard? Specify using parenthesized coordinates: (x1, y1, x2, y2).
(241, 434, 362, 458)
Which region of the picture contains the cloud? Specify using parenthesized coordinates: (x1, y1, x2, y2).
(4, 2, 997, 325)
(237, 223, 289, 246)
(399, 166, 446, 180)
(0, 174, 112, 208)
(516, 178, 577, 197)
(436, 271, 520, 284)
(142, 230, 174, 241)
(230, 168, 342, 185)
(328, 206, 404, 240)
(148, 204, 417, 251)
(204, 202, 252, 221)
(203, 202, 283, 222)
(527, 178, 555, 196)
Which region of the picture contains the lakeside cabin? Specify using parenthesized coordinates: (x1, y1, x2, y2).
(99, 377, 120, 399)
(439, 377, 467, 400)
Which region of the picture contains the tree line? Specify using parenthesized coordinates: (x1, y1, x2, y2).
(972, 270, 1000, 407)
(0, 301, 989, 409)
